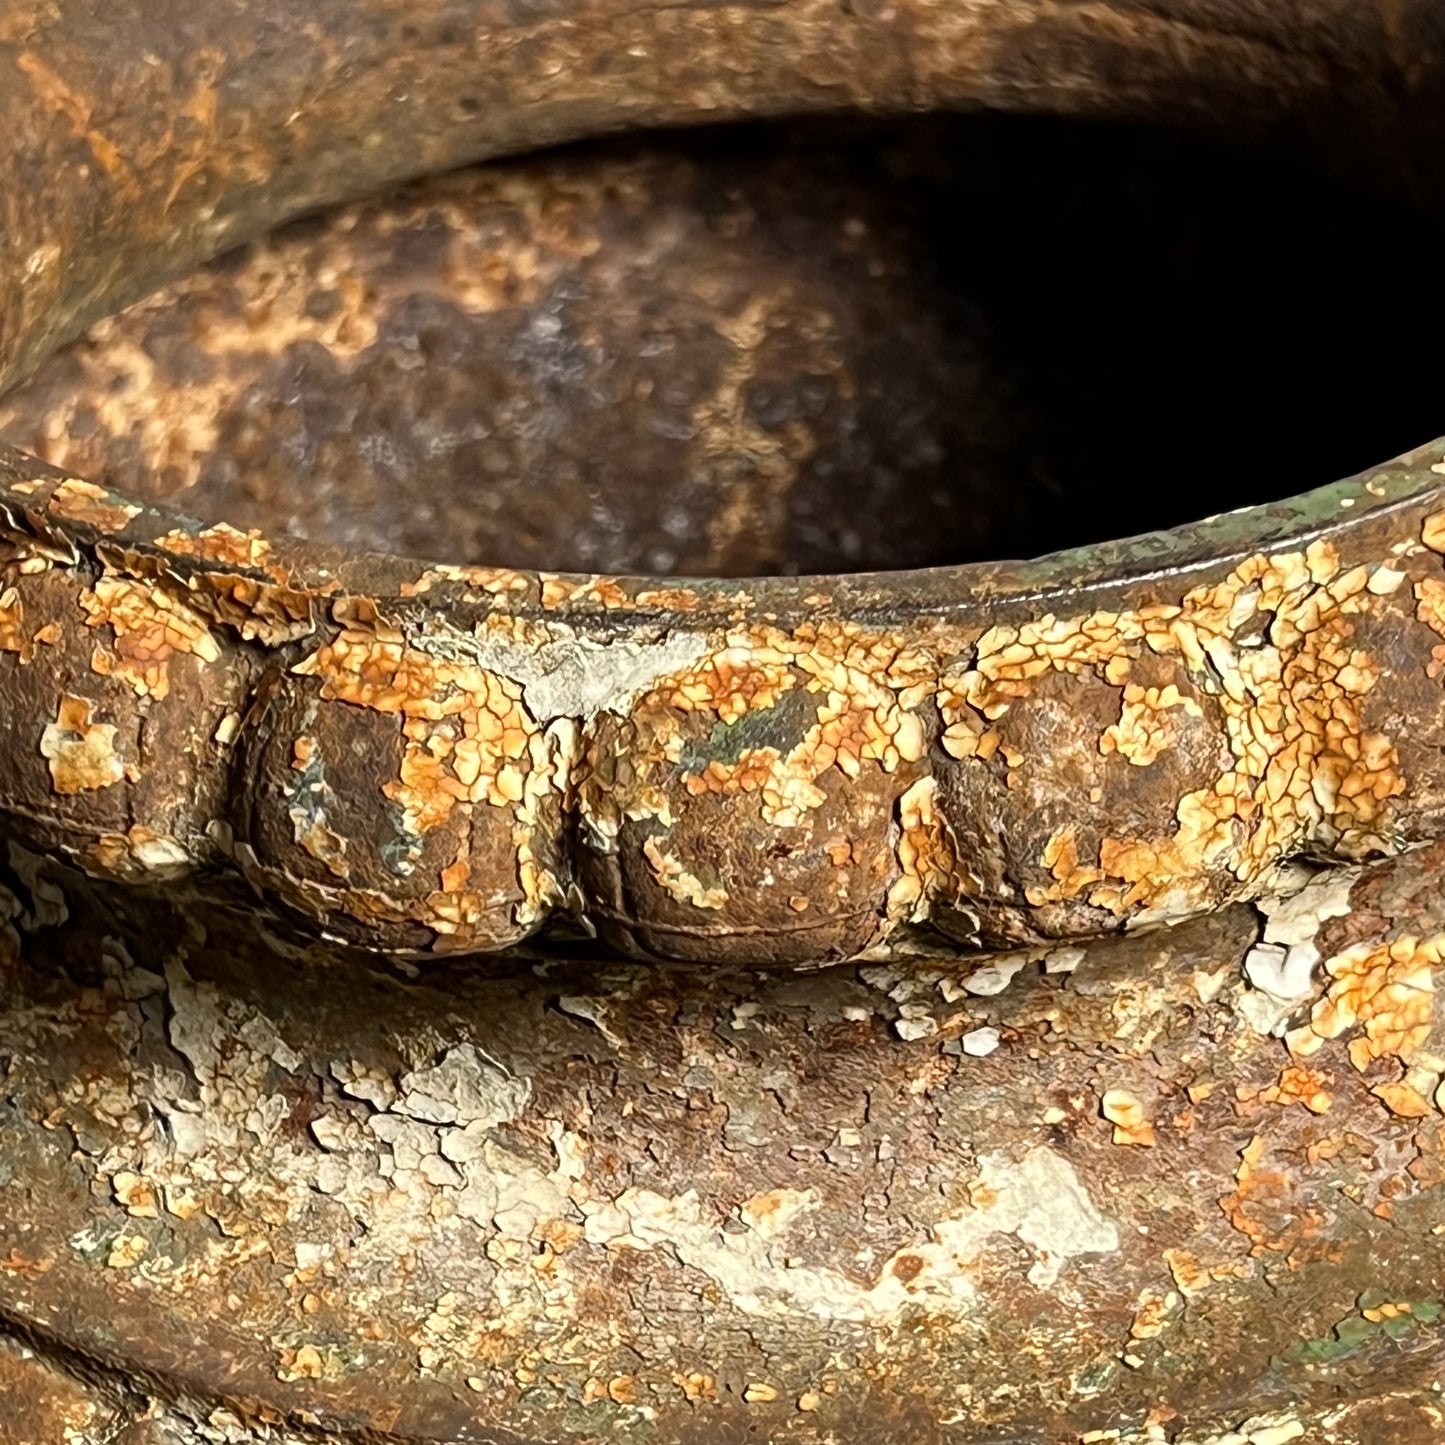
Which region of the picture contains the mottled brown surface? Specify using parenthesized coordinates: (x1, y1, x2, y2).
(5, 0, 1445, 1439)
(0, 1336, 118, 1442)
(5, 0, 1445, 406)
(0, 127, 1035, 579)
(1, 841, 1444, 1443)
(7, 117, 1445, 579)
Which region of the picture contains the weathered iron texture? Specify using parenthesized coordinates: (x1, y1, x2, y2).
(7, 413, 1445, 965)
(4, 0, 1445, 1441)
(3, 0, 1445, 967)
(2, 837, 1445, 1442)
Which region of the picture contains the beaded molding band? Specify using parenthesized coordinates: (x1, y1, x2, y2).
(5, 0, 1445, 965)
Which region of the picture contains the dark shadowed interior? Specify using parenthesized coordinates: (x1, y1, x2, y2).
(3, 113, 1442, 577)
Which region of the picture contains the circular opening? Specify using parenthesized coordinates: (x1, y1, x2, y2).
(3, 113, 1442, 578)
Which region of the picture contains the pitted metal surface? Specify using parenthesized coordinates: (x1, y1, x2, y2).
(1, 838, 1445, 1443)
(5, 447, 1445, 963)
(5, 0, 1445, 1440)
(0, 127, 1043, 580)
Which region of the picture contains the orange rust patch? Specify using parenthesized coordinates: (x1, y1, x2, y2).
(438, 860, 471, 893)
(156, 521, 272, 569)
(586, 577, 630, 610)
(652, 641, 796, 724)
(1416, 575, 1445, 677)
(1100, 683, 1203, 767)
(292, 813, 351, 879)
(80, 576, 220, 699)
(292, 619, 555, 859)
(47, 477, 142, 533)
(1039, 825, 1106, 904)
(1371, 1080, 1435, 1118)
(1286, 936, 1437, 1071)
(674, 1371, 719, 1403)
(633, 585, 702, 612)
(642, 835, 727, 910)
(534, 567, 643, 611)
(888, 776, 975, 925)
(1220, 1135, 1284, 1255)
(1362, 1299, 1423, 1323)
(86, 825, 193, 880)
(40, 695, 125, 794)
(0, 585, 34, 659)
(424, 883, 503, 936)
(1241, 1064, 1333, 1115)
(956, 544, 1405, 920)
(589, 621, 930, 835)
(937, 700, 1002, 763)
(1129, 1285, 1178, 1339)
(0, 1249, 52, 1280)
(16, 52, 139, 192)
(1162, 1248, 1250, 1296)
(0, 586, 22, 648)
(190, 572, 317, 644)
(401, 564, 532, 601)
(539, 576, 575, 609)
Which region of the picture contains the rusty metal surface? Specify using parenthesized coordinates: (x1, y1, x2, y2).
(4, 443, 1445, 966)
(8, 115, 1445, 582)
(0, 2, 1443, 969)
(4, 0, 1445, 1439)
(4, 0, 1445, 404)
(0, 124, 1041, 580)
(1, 840, 1444, 1443)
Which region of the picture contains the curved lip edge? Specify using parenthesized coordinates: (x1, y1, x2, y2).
(3, 436, 1443, 634)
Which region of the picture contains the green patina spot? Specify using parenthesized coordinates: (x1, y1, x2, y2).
(1070, 1358, 1118, 1397)
(677, 685, 818, 775)
(1277, 1293, 1443, 1369)
(997, 458, 1440, 596)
